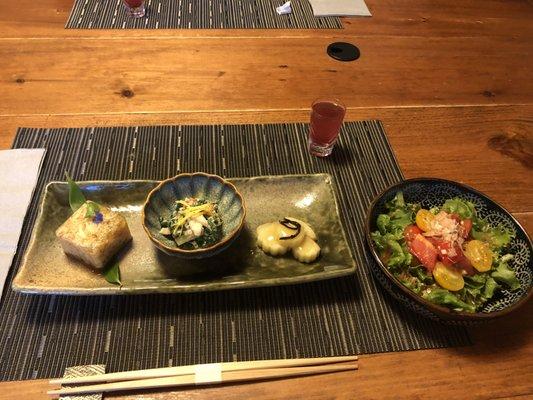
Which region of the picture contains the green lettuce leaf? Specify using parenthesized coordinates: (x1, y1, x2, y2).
(423, 288, 476, 313)
(384, 192, 419, 232)
(387, 239, 412, 270)
(372, 192, 419, 272)
(471, 223, 514, 249)
(459, 273, 499, 309)
(371, 231, 412, 271)
(371, 227, 403, 249)
(376, 214, 390, 234)
(491, 254, 520, 290)
(483, 277, 499, 299)
(409, 265, 434, 285)
(441, 198, 476, 220)
(370, 231, 387, 251)
(389, 209, 414, 232)
(398, 273, 423, 294)
(462, 274, 485, 302)
(386, 191, 406, 209)
(464, 273, 486, 288)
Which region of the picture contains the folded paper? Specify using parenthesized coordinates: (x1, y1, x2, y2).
(194, 363, 222, 384)
(0, 149, 45, 298)
(276, 1, 292, 15)
(308, 0, 371, 16)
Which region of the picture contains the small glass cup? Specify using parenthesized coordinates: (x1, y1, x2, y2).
(308, 98, 346, 157)
(123, 0, 146, 18)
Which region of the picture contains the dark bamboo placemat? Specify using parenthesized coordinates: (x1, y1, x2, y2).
(66, 0, 342, 29)
(0, 122, 470, 380)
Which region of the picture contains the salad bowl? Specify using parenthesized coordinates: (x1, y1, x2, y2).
(142, 173, 246, 259)
(365, 178, 532, 324)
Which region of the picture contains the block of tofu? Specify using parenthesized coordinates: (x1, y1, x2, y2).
(55, 202, 132, 269)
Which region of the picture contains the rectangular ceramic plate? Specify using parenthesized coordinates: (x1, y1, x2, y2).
(13, 174, 356, 295)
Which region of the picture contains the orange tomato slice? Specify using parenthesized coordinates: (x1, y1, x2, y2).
(415, 209, 435, 232)
(433, 262, 465, 291)
(464, 240, 493, 272)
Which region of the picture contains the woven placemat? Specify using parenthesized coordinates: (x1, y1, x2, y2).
(0, 122, 471, 380)
(66, 0, 342, 29)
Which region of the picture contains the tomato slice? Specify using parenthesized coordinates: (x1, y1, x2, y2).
(464, 240, 493, 272)
(427, 238, 475, 275)
(449, 214, 472, 238)
(461, 219, 472, 238)
(435, 240, 463, 265)
(433, 262, 465, 291)
(415, 209, 435, 232)
(404, 224, 422, 243)
(456, 254, 476, 276)
(408, 233, 438, 271)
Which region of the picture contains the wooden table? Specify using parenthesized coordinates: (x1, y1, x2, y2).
(1, 0, 532, 398)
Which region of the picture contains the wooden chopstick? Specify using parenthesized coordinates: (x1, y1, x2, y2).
(48, 363, 358, 396)
(49, 355, 357, 385)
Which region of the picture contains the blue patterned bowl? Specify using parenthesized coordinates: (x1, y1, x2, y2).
(365, 178, 532, 325)
(142, 173, 246, 259)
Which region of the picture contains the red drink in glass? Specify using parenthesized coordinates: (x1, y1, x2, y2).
(122, 0, 145, 18)
(308, 99, 346, 157)
(124, 0, 143, 6)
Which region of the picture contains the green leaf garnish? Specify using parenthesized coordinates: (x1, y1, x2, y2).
(85, 201, 100, 218)
(441, 198, 476, 220)
(422, 288, 476, 313)
(491, 255, 520, 291)
(65, 172, 86, 212)
(103, 262, 121, 286)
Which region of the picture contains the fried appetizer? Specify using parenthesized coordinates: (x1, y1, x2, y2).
(56, 201, 132, 269)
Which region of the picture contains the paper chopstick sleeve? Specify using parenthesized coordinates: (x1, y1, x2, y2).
(194, 363, 222, 384)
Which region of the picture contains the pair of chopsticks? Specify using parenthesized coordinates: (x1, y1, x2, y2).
(48, 355, 357, 396)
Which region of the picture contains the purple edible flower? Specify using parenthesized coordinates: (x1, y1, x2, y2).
(93, 212, 104, 224)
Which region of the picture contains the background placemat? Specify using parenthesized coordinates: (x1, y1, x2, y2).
(66, 0, 343, 29)
(0, 122, 470, 380)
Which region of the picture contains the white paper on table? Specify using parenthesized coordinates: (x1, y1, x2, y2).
(308, 0, 372, 17)
(276, 1, 292, 15)
(0, 149, 46, 297)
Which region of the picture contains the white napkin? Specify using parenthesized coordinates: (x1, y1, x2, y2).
(276, 1, 292, 15)
(0, 149, 45, 295)
(308, 0, 371, 16)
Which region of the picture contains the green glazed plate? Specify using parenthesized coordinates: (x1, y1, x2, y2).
(13, 174, 356, 295)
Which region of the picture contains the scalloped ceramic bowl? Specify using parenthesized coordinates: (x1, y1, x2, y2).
(142, 173, 246, 259)
(365, 178, 532, 325)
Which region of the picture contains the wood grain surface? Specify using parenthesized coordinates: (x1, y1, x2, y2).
(1, 36, 531, 115)
(0, 0, 532, 398)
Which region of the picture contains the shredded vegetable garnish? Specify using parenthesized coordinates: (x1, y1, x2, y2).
(159, 197, 222, 249)
(279, 218, 301, 240)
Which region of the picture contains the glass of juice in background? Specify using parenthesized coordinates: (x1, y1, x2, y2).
(308, 98, 346, 157)
(123, 0, 146, 18)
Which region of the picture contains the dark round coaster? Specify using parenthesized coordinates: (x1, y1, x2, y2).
(327, 42, 360, 61)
